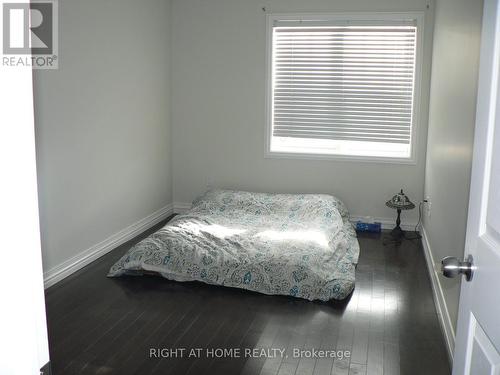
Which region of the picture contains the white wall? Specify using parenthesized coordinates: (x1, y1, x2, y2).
(423, 0, 482, 340)
(171, 0, 434, 222)
(33, 0, 172, 277)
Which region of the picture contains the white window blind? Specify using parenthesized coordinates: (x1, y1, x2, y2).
(269, 18, 419, 160)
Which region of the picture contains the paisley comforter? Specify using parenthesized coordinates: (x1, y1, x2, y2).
(108, 189, 360, 301)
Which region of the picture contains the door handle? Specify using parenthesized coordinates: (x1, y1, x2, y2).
(441, 255, 474, 281)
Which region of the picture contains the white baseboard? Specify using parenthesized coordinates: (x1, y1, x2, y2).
(43, 203, 174, 289)
(350, 215, 417, 231)
(420, 225, 455, 363)
(173, 202, 192, 214)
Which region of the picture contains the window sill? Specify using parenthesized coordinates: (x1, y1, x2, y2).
(265, 149, 417, 165)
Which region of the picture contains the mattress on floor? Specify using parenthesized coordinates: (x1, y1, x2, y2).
(108, 189, 360, 301)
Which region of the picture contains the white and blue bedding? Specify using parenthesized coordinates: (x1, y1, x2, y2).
(108, 189, 360, 301)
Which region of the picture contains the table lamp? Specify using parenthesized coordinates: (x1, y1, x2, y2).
(385, 189, 415, 243)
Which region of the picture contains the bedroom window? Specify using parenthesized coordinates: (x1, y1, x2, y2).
(266, 13, 423, 162)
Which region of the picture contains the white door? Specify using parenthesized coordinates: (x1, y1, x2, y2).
(450, 0, 500, 373)
(0, 1, 50, 373)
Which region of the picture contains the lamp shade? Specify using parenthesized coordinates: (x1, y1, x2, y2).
(386, 189, 415, 210)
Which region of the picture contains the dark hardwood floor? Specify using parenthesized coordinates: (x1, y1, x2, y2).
(45, 218, 451, 375)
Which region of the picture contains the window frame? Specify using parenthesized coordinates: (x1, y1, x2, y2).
(265, 12, 425, 164)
